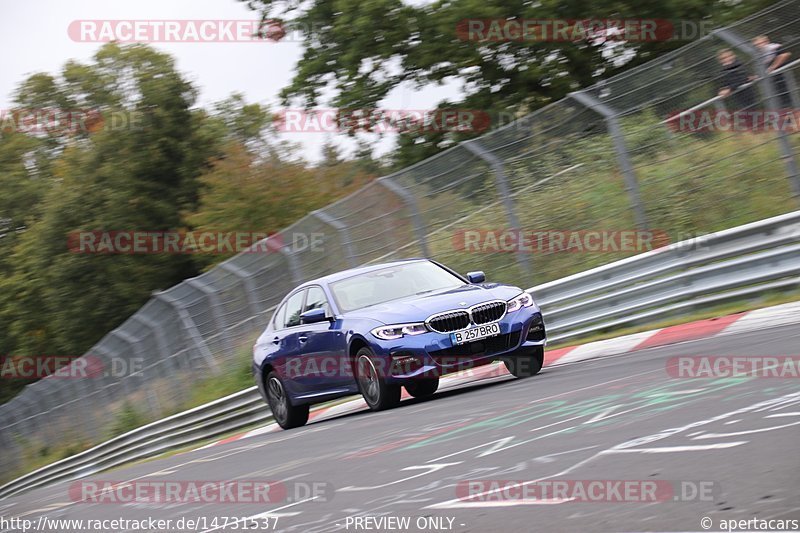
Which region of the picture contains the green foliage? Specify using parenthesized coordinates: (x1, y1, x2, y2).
(108, 402, 150, 438)
(3, 44, 206, 359)
(0, 43, 383, 405)
(185, 349, 255, 409)
(243, 0, 778, 167)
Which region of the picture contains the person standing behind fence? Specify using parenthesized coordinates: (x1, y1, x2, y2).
(717, 49, 757, 112)
(752, 35, 793, 108)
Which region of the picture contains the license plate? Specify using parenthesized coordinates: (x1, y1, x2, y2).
(450, 322, 501, 344)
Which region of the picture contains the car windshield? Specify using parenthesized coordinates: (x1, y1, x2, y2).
(329, 261, 465, 313)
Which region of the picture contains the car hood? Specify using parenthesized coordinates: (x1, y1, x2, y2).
(343, 283, 526, 324)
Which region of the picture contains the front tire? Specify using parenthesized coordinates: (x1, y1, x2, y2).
(355, 348, 401, 411)
(502, 346, 544, 378)
(404, 378, 439, 398)
(265, 371, 309, 429)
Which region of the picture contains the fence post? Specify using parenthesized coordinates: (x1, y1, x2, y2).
(311, 209, 358, 268)
(377, 176, 431, 258)
(93, 343, 133, 403)
(280, 246, 303, 285)
(153, 291, 219, 372)
(68, 364, 95, 439)
(133, 314, 180, 374)
(218, 262, 261, 316)
(185, 277, 237, 356)
(462, 139, 532, 277)
(111, 329, 161, 417)
(0, 409, 20, 474)
(783, 67, 800, 110)
(713, 28, 800, 200)
(16, 395, 43, 444)
(568, 91, 649, 230)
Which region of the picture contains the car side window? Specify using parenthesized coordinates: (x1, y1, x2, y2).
(283, 290, 306, 328)
(272, 303, 287, 329)
(304, 286, 330, 315)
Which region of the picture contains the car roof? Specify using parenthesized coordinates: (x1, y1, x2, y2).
(300, 258, 429, 287)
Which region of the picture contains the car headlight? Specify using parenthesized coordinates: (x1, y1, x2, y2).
(506, 292, 534, 312)
(370, 323, 429, 340)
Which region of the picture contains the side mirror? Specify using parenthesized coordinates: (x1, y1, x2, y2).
(300, 308, 330, 324)
(466, 271, 486, 284)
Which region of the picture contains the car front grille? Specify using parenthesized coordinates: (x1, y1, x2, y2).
(426, 300, 507, 333)
(427, 311, 470, 333)
(471, 301, 506, 324)
(429, 331, 522, 365)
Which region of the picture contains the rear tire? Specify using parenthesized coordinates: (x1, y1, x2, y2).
(502, 346, 544, 378)
(265, 371, 309, 429)
(355, 347, 401, 411)
(405, 378, 439, 398)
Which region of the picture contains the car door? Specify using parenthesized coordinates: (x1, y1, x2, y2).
(271, 289, 307, 396)
(293, 285, 350, 395)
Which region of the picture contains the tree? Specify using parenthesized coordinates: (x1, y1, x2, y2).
(2, 43, 211, 358)
(241, 0, 778, 166)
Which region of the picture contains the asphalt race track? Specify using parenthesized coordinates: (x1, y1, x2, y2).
(2, 325, 799, 533)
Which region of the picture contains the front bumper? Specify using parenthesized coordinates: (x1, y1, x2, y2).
(369, 308, 546, 382)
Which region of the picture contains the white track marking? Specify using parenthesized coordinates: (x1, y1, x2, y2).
(426, 391, 800, 509)
(606, 442, 748, 453)
(339, 463, 462, 492)
(692, 420, 800, 439)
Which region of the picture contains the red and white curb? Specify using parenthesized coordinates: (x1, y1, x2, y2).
(199, 300, 800, 449)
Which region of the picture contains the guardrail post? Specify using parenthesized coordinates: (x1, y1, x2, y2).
(713, 28, 800, 200)
(377, 176, 431, 258)
(463, 139, 532, 277)
(311, 209, 358, 268)
(153, 291, 219, 372)
(568, 91, 649, 230)
(218, 262, 261, 315)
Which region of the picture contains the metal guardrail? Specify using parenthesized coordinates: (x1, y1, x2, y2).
(536, 209, 800, 342)
(0, 387, 268, 500)
(1, 210, 798, 501)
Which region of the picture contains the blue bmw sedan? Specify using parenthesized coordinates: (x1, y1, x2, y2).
(253, 259, 546, 428)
